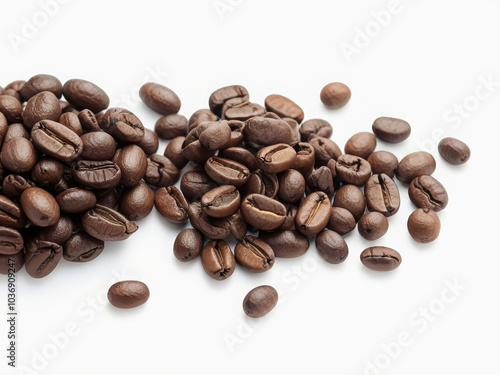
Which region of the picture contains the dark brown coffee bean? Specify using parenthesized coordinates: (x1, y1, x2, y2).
(82, 205, 138, 241)
(255, 144, 296, 174)
(0, 196, 27, 229)
(278, 169, 305, 203)
(35, 215, 73, 245)
(181, 132, 216, 164)
(0, 95, 23, 124)
(20, 187, 60, 227)
(335, 154, 372, 186)
(396, 151, 436, 184)
(295, 191, 331, 236)
(201, 239, 235, 280)
(407, 208, 441, 243)
(56, 188, 96, 214)
(140, 82, 181, 116)
(0, 226, 23, 255)
(316, 230, 348, 264)
(180, 168, 218, 202)
(31, 120, 83, 162)
(205, 156, 250, 187)
(2, 175, 36, 199)
(283, 117, 301, 144)
(241, 194, 286, 231)
(326, 207, 356, 235)
(280, 203, 297, 230)
(163, 136, 188, 169)
(259, 230, 309, 258)
(119, 182, 154, 221)
(24, 239, 62, 278)
(244, 115, 297, 148)
(201, 185, 240, 218)
(306, 166, 335, 199)
(225, 120, 245, 148)
(80, 131, 116, 161)
(209, 85, 249, 118)
(136, 128, 159, 155)
(333, 184, 365, 221)
(63, 232, 104, 262)
(243, 285, 278, 318)
(320, 82, 351, 109)
(224, 102, 266, 121)
(173, 228, 204, 262)
(108, 280, 150, 309)
(1, 138, 38, 173)
(219, 147, 257, 172)
(113, 144, 147, 187)
(100, 108, 144, 143)
(23, 91, 61, 129)
(344, 132, 377, 159)
(309, 136, 342, 166)
(188, 202, 230, 239)
(63, 79, 110, 113)
(31, 157, 63, 188)
(59, 100, 77, 114)
(364, 173, 400, 217)
(409, 175, 448, 212)
(265, 94, 304, 123)
(188, 109, 218, 131)
(367, 151, 398, 178)
(299, 119, 332, 141)
(144, 154, 180, 188)
(197, 121, 232, 151)
(155, 186, 189, 224)
(360, 247, 401, 271)
(58, 112, 83, 136)
(223, 210, 247, 241)
(235, 235, 275, 273)
(72, 160, 121, 190)
(155, 114, 188, 140)
(292, 142, 315, 176)
(358, 212, 388, 240)
(4, 123, 29, 145)
(95, 186, 123, 209)
(78, 109, 100, 132)
(0, 113, 10, 147)
(372, 117, 411, 143)
(20, 74, 62, 100)
(0, 250, 24, 275)
(438, 137, 471, 165)
(242, 169, 278, 199)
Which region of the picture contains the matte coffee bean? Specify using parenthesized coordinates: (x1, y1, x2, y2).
(396, 151, 436, 184)
(201, 185, 240, 218)
(223, 102, 266, 121)
(155, 114, 188, 140)
(180, 168, 218, 202)
(205, 156, 250, 187)
(201, 240, 235, 280)
(283, 117, 300, 145)
(113, 144, 147, 187)
(58, 112, 83, 136)
(295, 191, 331, 236)
(80, 131, 116, 161)
(82, 205, 138, 241)
(259, 229, 309, 258)
(409, 175, 448, 212)
(335, 154, 372, 186)
(0, 251, 24, 275)
(31, 120, 83, 162)
(358, 212, 389, 240)
(56, 188, 96, 214)
(108, 280, 150, 309)
(243, 285, 278, 318)
(240, 194, 286, 231)
(225, 120, 246, 148)
(278, 169, 305, 203)
(306, 166, 335, 199)
(265, 94, 304, 123)
(2, 89, 22, 103)
(181, 131, 216, 164)
(72, 160, 121, 190)
(187, 202, 230, 239)
(0, 226, 23, 255)
(136, 128, 159, 155)
(144, 154, 180, 188)
(95, 186, 123, 209)
(367, 151, 398, 178)
(23, 91, 61, 129)
(223, 210, 247, 241)
(78, 109, 100, 132)
(219, 147, 257, 172)
(163, 136, 188, 169)
(256, 144, 296, 174)
(320, 82, 351, 109)
(292, 142, 315, 176)
(20, 74, 62, 100)
(63, 232, 104, 262)
(372, 117, 411, 143)
(281, 203, 298, 230)
(195, 121, 232, 151)
(1, 138, 38, 173)
(309, 136, 342, 166)
(154, 186, 189, 224)
(333, 184, 365, 221)
(24, 239, 62, 278)
(360, 247, 401, 271)
(4, 122, 29, 144)
(235, 235, 275, 273)
(344, 132, 377, 159)
(209, 85, 249, 117)
(364, 173, 400, 217)
(0, 95, 23, 123)
(63, 79, 110, 113)
(100, 108, 145, 143)
(35, 215, 73, 245)
(315, 230, 348, 264)
(244, 115, 297, 148)
(20, 187, 60, 227)
(173, 228, 204, 262)
(299, 119, 332, 141)
(119, 182, 154, 221)
(0, 196, 27, 229)
(327, 207, 356, 235)
(407, 208, 441, 243)
(438, 137, 471, 165)
(242, 170, 278, 199)
(140, 82, 181, 116)
(2, 175, 36, 199)
(188, 109, 218, 131)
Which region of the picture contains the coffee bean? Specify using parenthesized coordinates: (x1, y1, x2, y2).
(24, 239, 62, 278)
(100, 108, 145, 143)
(326, 207, 357, 235)
(320, 82, 351, 109)
(119, 182, 154, 221)
(223, 102, 266, 121)
(0, 226, 23, 255)
(113, 144, 148, 187)
(243, 285, 278, 318)
(240, 194, 286, 231)
(332, 184, 365, 221)
(344, 132, 377, 159)
(201, 185, 240, 218)
(235, 235, 275, 273)
(80, 131, 116, 161)
(58, 112, 83, 136)
(188, 202, 230, 239)
(155, 114, 188, 140)
(358, 212, 388, 240)
(295, 191, 331, 236)
(367, 150, 398, 178)
(438, 137, 471, 165)
(219, 147, 257, 172)
(95, 186, 123, 209)
(259, 229, 309, 258)
(4, 122, 29, 144)
(78, 109, 100, 132)
(225, 120, 246, 148)
(244, 115, 297, 148)
(292, 142, 316, 176)
(62, 79, 110, 113)
(315, 230, 348, 264)
(144, 154, 180, 188)
(0, 250, 24, 275)
(409, 175, 448, 212)
(223, 210, 247, 241)
(31, 120, 83, 162)
(155, 186, 189, 224)
(23, 91, 61, 129)
(201, 239, 235, 280)
(195, 121, 232, 151)
(20, 74, 63, 101)
(136, 128, 159, 156)
(20, 187, 60, 227)
(364, 173, 400, 217)
(335, 154, 372, 186)
(2, 174, 36, 199)
(0, 195, 27, 229)
(82, 204, 138, 241)
(278, 169, 305, 203)
(242, 169, 278, 199)
(180, 168, 218, 202)
(181, 130, 216, 164)
(265, 94, 304, 123)
(72, 160, 121, 190)
(1, 138, 38, 173)
(31, 157, 63, 188)
(56, 188, 96, 214)
(63, 232, 104, 262)
(188, 109, 218, 131)
(108, 280, 150, 309)
(407, 208, 441, 243)
(306, 166, 335, 199)
(0, 95, 23, 124)
(164, 136, 188, 169)
(299, 119, 332, 141)
(396, 151, 436, 184)
(173, 228, 204, 262)
(281, 203, 298, 230)
(309, 136, 342, 166)
(209, 85, 249, 118)
(33, 215, 72, 245)
(372, 117, 411, 143)
(256, 143, 297, 174)
(205, 156, 250, 187)
(360, 246, 401, 271)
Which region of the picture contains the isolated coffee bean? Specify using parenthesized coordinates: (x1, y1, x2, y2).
(119, 182, 155, 221)
(188, 109, 218, 131)
(235, 235, 275, 273)
(201, 185, 240, 218)
(320, 82, 351, 109)
(407, 208, 441, 243)
(144, 154, 180, 188)
(372, 117, 411, 143)
(209, 85, 249, 117)
(180, 168, 218, 202)
(140, 82, 181, 116)
(367, 151, 398, 178)
(315, 230, 348, 264)
(173, 228, 204, 262)
(100, 108, 145, 143)
(0, 196, 27, 229)
(24, 239, 62, 278)
(360, 247, 401, 271)
(309, 136, 342, 166)
(219, 147, 257, 172)
(243, 285, 278, 318)
(62, 79, 110, 113)
(364, 173, 400, 217)
(278, 169, 305, 203)
(20, 74, 62, 100)
(0, 226, 23, 255)
(358, 212, 389, 240)
(242, 169, 279, 199)
(136, 128, 159, 156)
(396, 151, 436, 184)
(292, 142, 316, 176)
(438, 137, 471, 165)
(108, 280, 150, 309)
(335, 154, 372, 186)
(80, 131, 116, 161)
(344, 132, 376, 159)
(72, 160, 121, 190)
(256, 144, 296, 174)
(164, 136, 188, 169)
(155, 114, 188, 140)
(259, 229, 309, 258)
(56, 188, 96, 214)
(306, 166, 335, 199)
(155, 186, 189, 224)
(333, 184, 365, 221)
(224, 211, 247, 241)
(113, 144, 148, 187)
(2, 175, 36, 199)
(0, 250, 24, 275)
(265, 94, 304, 123)
(0, 95, 23, 123)
(187, 202, 230, 240)
(31, 120, 83, 162)
(58, 112, 83, 136)
(241, 194, 286, 231)
(299, 119, 332, 141)
(82, 205, 138, 241)
(23, 91, 61, 129)
(326, 207, 356, 235)
(409, 175, 448, 212)
(63, 232, 104, 262)
(223, 102, 266, 121)
(244, 115, 297, 148)
(205, 156, 250, 187)
(201, 240, 235, 281)
(1, 138, 38, 173)
(20, 187, 60, 227)
(78, 109, 100, 132)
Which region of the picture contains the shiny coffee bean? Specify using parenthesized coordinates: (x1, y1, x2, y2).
(315, 230, 348, 264)
(223, 102, 266, 121)
(320, 82, 351, 109)
(360, 247, 401, 271)
(31, 157, 64, 188)
(72, 160, 121, 190)
(309, 136, 342, 166)
(438, 137, 471, 165)
(201, 185, 240, 218)
(223, 210, 247, 241)
(23, 91, 61, 129)
(0, 95, 23, 123)
(240, 194, 286, 231)
(20, 74, 62, 100)
(243, 285, 278, 318)
(344, 132, 376, 159)
(188, 109, 218, 131)
(0, 251, 24, 275)
(113, 144, 147, 187)
(144, 154, 180, 188)
(82, 204, 138, 241)
(78, 109, 100, 132)
(372, 117, 411, 143)
(1, 138, 38, 173)
(196, 121, 232, 151)
(201, 239, 235, 280)
(333, 184, 365, 221)
(140, 82, 181, 116)
(244, 115, 297, 148)
(31, 120, 83, 162)
(136, 128, 159, 155)
(292, 142, 315, 176)
(164, 136, 188, 169)
(2, 175, 35, 199)
(407, 208, 441, 243)
(367, 151, 398, 178)
(242, 169, 278, 199)
(358, 212, 388, 240)
(306, 166, 335, 199)
(335, 154, 372, 186)
(119, 182, 154, 221)
(154, 186, 189, 224)
(409, 175, 448, 212)
(56, 188, 96, 214)
(95, 186, 123, 209)
(108, 280, 150, 309)
(219, 147, 257, 172)
(278, 169, 305, 203)
(209, 85, 249, 117)
(0, 195, 27, 229)
(180, 168, 218, 202)
(299, 119, 332, 141)
(259, 230, 309, 258)
(187, 202, 230, 239)
(0, 226, 23, 255)
(80, 131, 116, 161)
(396, 151, 436, 184)
(205, 156, 250, 187)
(20, 187, 60, 227)
(100, 108, 144, 143)
(235, 235, 275, 273)
(364, 173, 400, 217)
(327, 207, 356, 235)
(24, 239, 62, 278)
(256, 144, 296, 174)
(295, 191, 331, 236)
(62, 79, 110, 113)
(265, 94, 304, 123)
(155, 114, 188, 140)
(63, 232, 104, 262)
(58, 112, 83, 136)
(173, 228, 204, 262)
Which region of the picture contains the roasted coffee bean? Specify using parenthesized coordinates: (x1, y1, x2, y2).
(0, 226, 23, 255)
(108, 280, 150, 309)
(140, 82, 181, 116)
(235, 235, 275, 273)
(209, 85, 249, 117)
(278, 169, 305, 203)
(23, 91, 61, 129)
(155, 186, 188, 224)
(4, 123, 29, 145)
(0, 250, 24, 275)
(100, 108, 144, 143)
(20, 74, 62, 100)
(309, 136, 342, 166)
(188, 202, 230, 239)
(283, 117, 301, 144)
(358, 212, 388, 240)
(58, 112, 83, 136)
(82, 204, 138, 241)
(243, 285, 278, 318)
(396, 151, 436, 184)
(409, 175, 448, 212)
(78, 109, 100, 132)
(63, 232, 104, 262)
(265, 94, 304, 123)
(333, 184, 365, 221)
(306, 166, 335, 199)
(188, 109, 218, 131)
(367, 151, 398, 178)
(1, 138, 38, 173)
(35, 215, 73, 245)
(136, 128, 159, 155)
(62, 79, 109, 113)
(360, 247, 401, 271)
(372, 117, 411, 143)
(2, 175, 36, 199)
(31, 157, 64, 188)
(201, 185, 240, 218)
(344, 132, 376, 159)
(72, 160, 121, 190)
(335, 154, 372, 185)
(201, 240, 235, 280)
(240, 194, 286, 231)
(113, 144, 147, 187)
(20, 187, 60, 227)
(299, 119, 332, 141)
(407, 208, 441, 243)
(181, 134, 216, 164)
(225, 120, 245, 148)
(0, 95, 23, 123)
(95, 186, 123, 209)
(155, 114, 188, 140)
(242, 169, 278, 199)
(31, 120, 83, 162)
(224, 210, 247, 241)
(59, 100, 77, 114)
(259, 230, 309, 258)
(56, 188, 96, 214)
(292, 142, 315, 176)
(163, 136, 188, 169)
(315, 230, 348, 264)
(244, 115, 297, 148)
(438, 137, 471, 165)
(364, 173, 400, 217)
(196, 121, 232, 151)
(24, 239, 62, 278)
(180, 168, 218, 202)
(256, 144, 296, 174)
(219, 147, 257, 172)
(0, 196, 27, 229)
(326, 207, 356, 235)
(295, 191, 331, 236)
(281, 203, 297, 230)
(80, 131, 116, 161)
(173, 228, 204, 262)
(119, 182, 154, 221)
(224, 102, 266, 121)
(205, 156, 250, 187)
(144, 154, 180, 188)
(320, 82, 351, 109)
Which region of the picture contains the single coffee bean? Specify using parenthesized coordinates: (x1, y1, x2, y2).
(59, 100, 78, 114)
(55, 188, 96, 214)
(396, 151, 436, 184)
(292, 142, 315, 176)
(265, 94, 304, 123)
(306, 166, 335, 199)
(24, 239, 62, 278)
(0, 226, 23, 255)
(173, 228, 204, 262)
(0, 250, 24, 275)
(31, 120, 83, 162)
(344, 132, 377, 159)
(320, 82, 351, 109)
(195, 121, 232, 151)
(80, 131, 116, 161)
(281, 203, 298, 230)
(278, 169, 305, 203)
(295, 191, 331, 236)
(223, 210, 247, 241)
(242, 169, 279, 199)
(72, 160, 121, 190)
(58, 112, 83, 136)
(327, 207, 356, 235)
(2, 175, 36, 199)
(1, 138, 38, 173)
(241, 194, 286, 231)
(209, 85, 249, 118)
(63, 232, 104, 262)
(309, 136, 342, 166)
(0, 196, 27, 229)
(438, 137, 471, 165)
(244, 115, 297, 148)
(219, 147, 257, 172)
(20, 187, 60, 227)
(259, 229, 309, 258)
(82, 204, 138, 241)
(224, 120, 246, 148)
(243, 285, 278, 318)
(4, 123, 29, 145)
(201, 185, 240, 218)
(77, 109, 100, 132)
(188, 202, 230, 239)
(62, 79, 109, 113)
(367, 150, 398, 178)
(335, 154, 372, 186)
(188, 108, 218, 131)
(256, 143, 297, 174)
(364, 173, 400, 217)
(180, 168, 218, 202)
(3, 89, 22, 103)
(181, 131, 216, 164)
(223, 102, 266, 121)
(136, 128, 159, 155)
(333, 184, 365, 221)
(299, 119, 332, 141)
(0, 95, 23, 124)
(140, 82, 181, 116)
(372, 117, 411, 143)
(155, 114, 188, 140)
(205, 156, 250, 187)
(315, 230, 348, 264)
(119, 182, 155, 221)
(201, 240, 235, 280)
(31, 157, 64, 188)
(358, 212, 389, 240)
(23, 91, 61, 129)
(407, 208, 441, 243)
(360, 246, 401, 271)
(409, 175, 448, 212)
(144, 154, 180, 188)
(95, 186, 123, 209)
(235, 235, 275, 273)
(154, 186, 189, 224)
(20, 74, 62, 100)
(31, 216, 72, 247)
(113, 144, 148, 187)
(108, 280, 150, 309)
(163, 136, 188, 169)
(100, 108, 144, 143)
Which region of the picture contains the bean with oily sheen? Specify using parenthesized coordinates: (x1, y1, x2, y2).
(0, 195, 27, 229)
(327, 207, 356, 235)
(360, 247, 401, 271)
(196, 121, 232, 151)
(256, 143, 296, 174)
(320, 82, 351, 109)
(315, 230, 348, 264)
(299, 119, 332, 141)
(409, 175, 448, 212)
(292, 142, 315, 176)
(80, 131, 116, 161)
(108, 280, 150, 309)
(82, 204, 138, 241)
(407, 208, 441, 243)
(20, 187, 60, 227)
(201, 185, 240, 218)
(241, 169, 278, 199)
(180, 168, 218, 202)
(243, 285, 278, 318)
(78, 109, 100, 132)
(31, 120, 83, 162)
(72, 160, 121, 190)
(223, 102, 266, 121)
(63, 232, 104, 262)
(173, 228, 204, 262)
(364, 173, 400, 217)
(23, 91, 61, 129)
(209, 85, 249, 117)
(95, 186, 123, 209)
(113, 144, 147, 187)
(358, 212, 389, 240)
(155, 114, 188, 140)
(55, 187, 96, 214)
(367, 150, 398, 178)
(306, 166, 335, 199)
(333, 184, 365, 221)
(187, 202, 230, 239)
(396, 151, 436, 184)
(62, 79, 110, 113)
(205, 156, 250, 187)
(144, 154, 180, 187)
(2, 175, 35, 199)
(119, 182, 155, 221)
(201, 240, 235, 281)
(219, 147, 257, 172)
(372, 116, 411, 143)
(155, 186, 188, 223)
(438, 137, 471, 165)
(0, 251, 24, 275)
(235, 235, 275, 273)
(136, 128, 159, 155)
(295, 191, 331, 236)
(240, 194, 286, 231)
(24, 239, 62, 278)
(164, 136, 188, 169)
(265, 94, 304, 123)
(335, 154, 372, 186)
(140, 82, 181, 116)
(0, 226, 23, 255)
(31, 157, 63, 187)
(278, 169, 305, 203)
(344, 132, 377, 159)
(308, 136, 342, 166)
(100, 107, 145, 143)
(1, 138, 38, 173)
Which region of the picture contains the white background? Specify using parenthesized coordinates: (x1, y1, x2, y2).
(1, 0, 500, 374)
